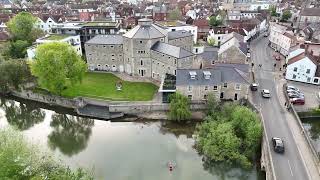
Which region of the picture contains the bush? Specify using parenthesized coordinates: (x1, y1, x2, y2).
(0, 127, 93, 179)
(168, 93, 192, 121)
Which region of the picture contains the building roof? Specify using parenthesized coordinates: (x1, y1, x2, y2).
(151, 41, 193, 58)
(123, 22, 167, 39)
(85, 35, 123, 45)
(287, 49, 305, 60)
(199, 47, 218, 61)
(176, 64, 250, 86)
(300, 8, 320, 16)
(287, 56, 317, 66)
(168, 30, 193, 40)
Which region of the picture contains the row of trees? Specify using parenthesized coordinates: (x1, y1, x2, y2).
(269, 6, 292, 22)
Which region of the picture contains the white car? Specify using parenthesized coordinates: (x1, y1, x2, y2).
(261, 89, 271, 98)
(287, 85, 299, 92)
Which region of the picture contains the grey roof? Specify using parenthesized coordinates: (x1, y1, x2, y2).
(85, 35, 123, 45)
(199, 48, 218, 61)
(239, 42, 248, 54)
(151, 41, 194, 58)
(168, 30, 193, 40)
(176, 64, 250, 86)
(301, 8, 320, 16)
(123, 24, 167, 39)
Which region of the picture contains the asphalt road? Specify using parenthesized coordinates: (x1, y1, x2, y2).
(250, 37, 310, 180)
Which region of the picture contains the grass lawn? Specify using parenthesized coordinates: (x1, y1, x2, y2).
(61, 72, 158, 101)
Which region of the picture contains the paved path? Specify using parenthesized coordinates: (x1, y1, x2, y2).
(250, 36, 320, 180)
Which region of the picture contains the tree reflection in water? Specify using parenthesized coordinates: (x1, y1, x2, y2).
(48, 113, 94, 157)
(0, 98, 45, 130)
(158, 121, 196, 138)
(302, 118, 320, 140)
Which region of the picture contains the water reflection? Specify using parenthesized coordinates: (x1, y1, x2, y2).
(159, 121, 196, 138)
(48, 113, 94, 156)
(0, 98, 45, 130)
(302, 118, 320, 140)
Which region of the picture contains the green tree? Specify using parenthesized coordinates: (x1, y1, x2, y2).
(7, 40, 29, 58)
(30, 42, 87, 95)
(269, 6, 277, 17)
(0, 59, 32, 92)
(168, 8, 182, 21)
(281, 10, 292, 22)
(206, 93, 219, 116)
(196, 103, 262, 169)
(208, 16, 222, 27)
(207, 37, 216, 46)
(168, 93, 192, 121)
(7, 12, 40, 43)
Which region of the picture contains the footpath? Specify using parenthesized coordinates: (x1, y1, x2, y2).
(275, 76, 320, 180)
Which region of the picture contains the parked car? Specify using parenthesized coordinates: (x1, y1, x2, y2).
(287, 85, 299, 92)
(261, 89, 271, 98)
(288, 91, 304, 98)
(272, 137, 285, 153)
(250, 83, 258, 91)
(290, 98, 305, 105)
(287, 89, 301, 94)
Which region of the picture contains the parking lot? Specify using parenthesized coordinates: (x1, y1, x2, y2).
(287, 81, 320, 112)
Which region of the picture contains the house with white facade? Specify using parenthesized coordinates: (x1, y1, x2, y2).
(155, 21, 198, 43)
(27, 34, 82, 60)
(36, 15, 64, 33)
(269, 23, 298, 56)
(285, 48, 320, 84)
(208, 27, 247, 47)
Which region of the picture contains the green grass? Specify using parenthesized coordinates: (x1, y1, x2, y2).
(45, 34, 70, 40)
(61, 72, 158, 101)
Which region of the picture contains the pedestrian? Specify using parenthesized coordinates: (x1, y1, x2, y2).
(284, 102, 287, 107)
(259, 64, 262, 68)
(280, 67, 282, 71)
(251, 62, 254, 67)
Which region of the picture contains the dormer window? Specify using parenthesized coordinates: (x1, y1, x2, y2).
(203, 71, 211, 80)
(189, 71, 197, 79)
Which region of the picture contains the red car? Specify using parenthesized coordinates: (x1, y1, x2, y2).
(290, 98, 305, 105)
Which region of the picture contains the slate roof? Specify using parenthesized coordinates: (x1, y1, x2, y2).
(168, 30, 193, 40)
(301, 8, 320, 16)
(176, 64, 250, 86)
(239, 42, 248, 54)
(151, 41, 194, 58)
(199, 47, 218, 61)
(123, 23, 167, 39)
(85, 35, 123, 45)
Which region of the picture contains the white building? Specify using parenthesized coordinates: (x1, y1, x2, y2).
(269, 23, 297, 56)
(285, 49, 320, 84)
(27, 34, 82, 60)
(155, 21, 198, 43)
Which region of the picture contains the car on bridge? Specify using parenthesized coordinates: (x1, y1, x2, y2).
(272, 137, 285, 153)
(261, 89, 271, 98)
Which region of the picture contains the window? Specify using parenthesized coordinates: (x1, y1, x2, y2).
(307, 77, 311, 82)
(188, 86, 192, 92)
(110, 45, 114, 48)
(213, 86, 218, 91)
(205, 86, 208, 90)
(211, 60, 215, 65)
(111, 54, 115, 57)
(235, 84, 241, 90)
(292, 74, 296, 79)
(204, 95, 208, 99)
(220, 92, 224, 99)
(293, 67, 298, 72)
(139, 41, 143, 44)
(223, 83, 228, 88)
(140, 60, 143, 66)
(306, 69, 311, 74)
(188, 95, 192, 100)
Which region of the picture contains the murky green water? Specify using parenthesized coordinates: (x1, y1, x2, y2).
(0, 97, 265, 180)
(302, 118, 320, 156)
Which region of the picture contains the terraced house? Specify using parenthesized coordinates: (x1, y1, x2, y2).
(85, 18, 195, 81)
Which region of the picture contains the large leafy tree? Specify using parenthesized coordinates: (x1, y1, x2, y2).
(7, 12, 38, 42)
(281, 10, 292, 22)
(30, 42, 87, 95)
(168, 93, 192, 121)
(7, 40, 29, 58)
(196, 103, 262, 169)
(208, 16, 222, 27)
(0, 59, 32, 92)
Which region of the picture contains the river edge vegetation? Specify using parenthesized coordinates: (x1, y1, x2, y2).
(168, 93, 262, 169)
(0, 127, 93, 179)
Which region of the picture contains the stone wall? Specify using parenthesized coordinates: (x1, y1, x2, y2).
(177, 82, 249, 101)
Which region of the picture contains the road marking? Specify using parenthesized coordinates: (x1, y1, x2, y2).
(288, 160, 294, 176)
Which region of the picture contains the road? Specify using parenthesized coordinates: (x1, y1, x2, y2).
(250, 37, 310, 180)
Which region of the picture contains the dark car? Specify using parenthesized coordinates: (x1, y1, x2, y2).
(250, 83, 258, 91)
(272, 137, 285, 153)
(290, 98, 305, 105)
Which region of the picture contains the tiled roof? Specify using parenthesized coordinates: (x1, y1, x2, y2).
(151, 41, 193, 58)
(168, 30, 192, 40)
(176, 63, 250, 86)
(85, 35, 123, 45)
(300, 8, 320, 16)
(123, 23, 167, 39)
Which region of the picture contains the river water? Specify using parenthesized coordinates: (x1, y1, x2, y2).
(0, 97, 265, 180)
(302, 118, 320, 156)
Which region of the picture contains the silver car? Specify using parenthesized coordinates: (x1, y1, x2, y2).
(261, 89, 271, 98)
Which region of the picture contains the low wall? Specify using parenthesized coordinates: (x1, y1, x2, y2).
(109, 102, 207, 115)
(11, 90, 83, 109)
(283, 83, 320, 163)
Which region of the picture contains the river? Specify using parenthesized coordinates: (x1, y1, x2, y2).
(302, 117, 320, 157)
(0, 97, 265, 180)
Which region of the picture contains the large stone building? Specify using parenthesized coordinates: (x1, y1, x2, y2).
(85, 18, 195, 81)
